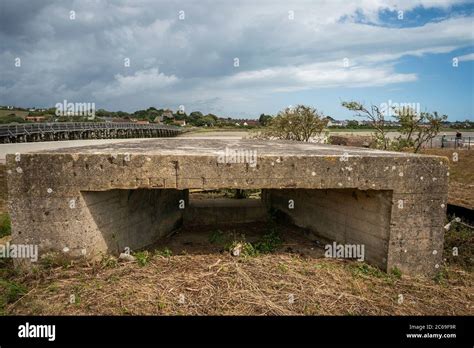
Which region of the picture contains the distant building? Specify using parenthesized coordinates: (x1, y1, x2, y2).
(162, 109, 174, 119)
(240, 120, 258, 126)
(25, 116, 46, 122)
(173, 120, 186, 127)
(135, 120, 149, 124)
(324, 116, 338, 127)
(325, 116, 346, 127)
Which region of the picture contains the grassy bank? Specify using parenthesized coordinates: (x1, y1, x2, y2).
(0, 219, 472, 316)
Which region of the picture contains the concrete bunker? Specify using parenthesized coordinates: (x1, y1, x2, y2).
(6, 138, 448, 275)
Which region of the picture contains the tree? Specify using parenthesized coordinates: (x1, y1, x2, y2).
(342, 101, 389, 150)
(258, 113, 273, 126)
(346, 120, 359, 128)
(392, 107, 447, 153)
(342, 101, 447, 153)
(261, 105, 328, 142)
(189, 111, 203, 120)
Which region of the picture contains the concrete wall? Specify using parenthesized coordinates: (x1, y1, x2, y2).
(82, 188, 187, 254)
(183, 198, 267, 226)
(9, 188, 187, 261)
(263, 189, 392, 269)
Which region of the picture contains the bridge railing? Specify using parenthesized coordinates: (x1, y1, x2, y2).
(0, 122, 182, 138)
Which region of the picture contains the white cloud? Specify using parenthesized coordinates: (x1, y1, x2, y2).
(458, 52, 474, 61)
(0, 0, 472, 115)
(220, 62, 417, 92)
(94, 68, 179, 100)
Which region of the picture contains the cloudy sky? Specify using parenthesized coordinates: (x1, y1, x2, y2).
(0, 0, 473, 120)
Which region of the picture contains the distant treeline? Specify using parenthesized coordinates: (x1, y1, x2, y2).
(0, 106, 473, 129)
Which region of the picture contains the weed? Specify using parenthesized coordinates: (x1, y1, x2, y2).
(134, 251, 150, 267)
(100, 255, 118, 268)
(155, 248, 172, 258)
(209, 229, 227, 245)
(254, 228, 282, 253)
(434, 266, 448, 285)
(228, 241, 259, 257)
(351, 263, 387, 279)
(390, 267, 402, 279)
(444, 218, 473, 272)
(0, 279, 27, 314)
(39, 252, 73, 269)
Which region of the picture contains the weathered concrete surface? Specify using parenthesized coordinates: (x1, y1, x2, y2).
(262, 189, 393, 269)
(82, 189, 187, 254)
(184, 198, 267, 226)
(6, 139, 448, 275)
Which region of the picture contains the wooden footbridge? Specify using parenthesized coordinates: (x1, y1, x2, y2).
(0, 122, 182, 143)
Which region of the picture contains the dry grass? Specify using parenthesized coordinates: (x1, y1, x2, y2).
(421, 148, 474, 210)
(1, 251, 472, 316)
(0, 110, 28, 118)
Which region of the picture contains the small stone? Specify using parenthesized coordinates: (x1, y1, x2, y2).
(119, 253, 135, 261)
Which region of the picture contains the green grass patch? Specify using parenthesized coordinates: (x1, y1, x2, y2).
(350, 263, 391, 280)
(209, 229, 227, 245)
(39, 252, 74, 269)
(390, 266, 402, 279)
(134, 251, 151, 266)
(155, 248, 173, 258)
(0, 279, 27, 314)
(0, 213, 11, 238)
(254, 227, 282, 253)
